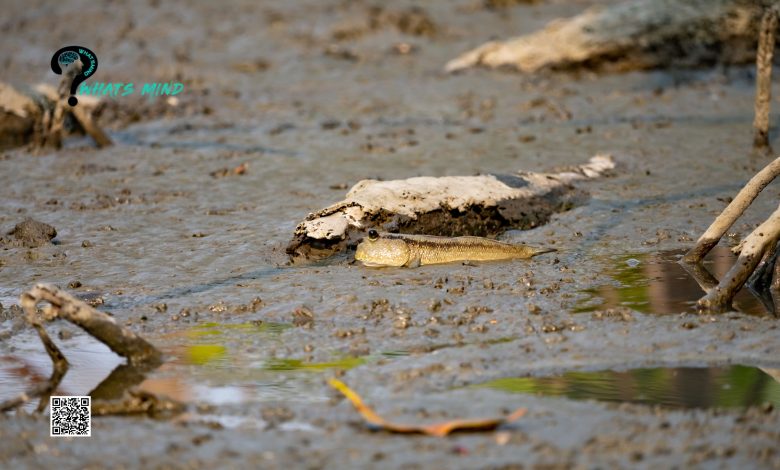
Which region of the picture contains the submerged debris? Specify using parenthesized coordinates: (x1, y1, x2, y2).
(287, 155, 615, 259)
(328, 378, 527, 436)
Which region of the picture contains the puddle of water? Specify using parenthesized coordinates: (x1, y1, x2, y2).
(575, 246, 768, 315)
(0, 320, 372, 411)
(477, 365, 780, 409)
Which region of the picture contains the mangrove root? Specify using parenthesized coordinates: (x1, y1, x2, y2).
(696, 204, 780, 312)
(683, 156, 780, 264)
(286, 154, 616, 259)
(753, 5, 778, 153)
(683, 154, 780, 312)
(445, 0, 769, 74)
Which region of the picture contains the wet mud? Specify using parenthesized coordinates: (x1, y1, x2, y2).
(1, 0, 780, 468)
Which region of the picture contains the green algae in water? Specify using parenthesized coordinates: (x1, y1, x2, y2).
(187, 344, 228, 365)
(263, 356, 367, 371)
(187, 321, 293, 338)
(477, 365, 780, 409)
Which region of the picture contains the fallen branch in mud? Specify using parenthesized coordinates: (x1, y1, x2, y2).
(287, 154, 615, 259)
(21, 284, 162, 366)
(0, 283, 163, 413)
(329, 378, 527, 436)
(445, 0, 767, 74)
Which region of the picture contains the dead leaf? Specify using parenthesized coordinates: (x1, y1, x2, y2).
(328, 378, 526, 437)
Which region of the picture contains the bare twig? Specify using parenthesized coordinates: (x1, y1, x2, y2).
(753, 6, 778, 154)
(697, 204, 780, 312)
(683, 156, 780, 263)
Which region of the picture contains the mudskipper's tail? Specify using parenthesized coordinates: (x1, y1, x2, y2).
(529, 247, 557, 257)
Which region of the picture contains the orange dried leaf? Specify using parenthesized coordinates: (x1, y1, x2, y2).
(328, 378, 527, 437)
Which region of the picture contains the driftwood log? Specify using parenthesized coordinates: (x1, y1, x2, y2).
(287, 154, 615, 259)
(446, 0, 772, 74)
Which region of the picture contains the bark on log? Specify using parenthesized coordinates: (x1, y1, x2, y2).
(287, 154, 615, 259)
(445, 0, 770, 74)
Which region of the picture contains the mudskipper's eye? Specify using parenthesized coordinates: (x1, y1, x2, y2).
(368, 229, 379, 241)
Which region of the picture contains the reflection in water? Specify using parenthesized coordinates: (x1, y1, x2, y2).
(576, 247, 767, 315)
(478, 365, 780, 409)
(0, 332, 124, 412)
(133, 321, 365, 406)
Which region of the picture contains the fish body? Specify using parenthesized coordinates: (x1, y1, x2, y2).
(355, 230, 555, 267)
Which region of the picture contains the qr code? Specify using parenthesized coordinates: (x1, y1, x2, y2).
(50, 396, 91, 437)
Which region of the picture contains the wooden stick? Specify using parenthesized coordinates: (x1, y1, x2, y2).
(753, 6, 778, 153)
(697, 204, 780, 312)
(683, 156, 780, 263)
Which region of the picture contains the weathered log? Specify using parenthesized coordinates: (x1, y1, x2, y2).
(445, 0, 769, 74)
(287, 154, 615, 259)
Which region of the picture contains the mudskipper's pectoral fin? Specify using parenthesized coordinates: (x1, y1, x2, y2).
(405, 257, 421, 268)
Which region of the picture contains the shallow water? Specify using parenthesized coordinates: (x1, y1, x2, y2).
(477, 365, 780, 409)
(575, 246, 769, 316)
